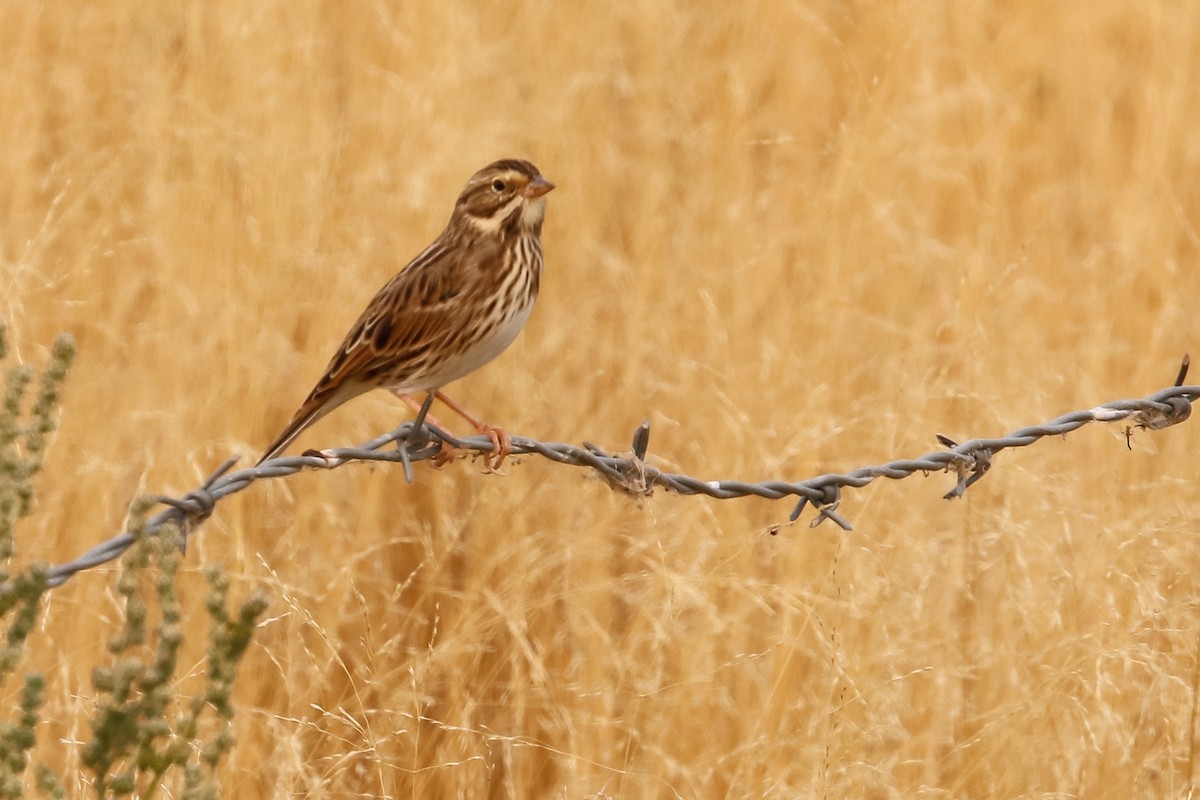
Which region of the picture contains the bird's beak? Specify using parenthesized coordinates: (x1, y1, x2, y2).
(523, 175, 556, 199)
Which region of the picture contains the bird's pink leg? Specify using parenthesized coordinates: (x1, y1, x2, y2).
(394, 390, 511, 470)
(432, 390, 511, 471)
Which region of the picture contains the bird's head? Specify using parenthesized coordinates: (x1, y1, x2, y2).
(454, 159, 555, 236)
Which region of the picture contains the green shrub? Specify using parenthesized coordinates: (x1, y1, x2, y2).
(0, 323, 266, 798)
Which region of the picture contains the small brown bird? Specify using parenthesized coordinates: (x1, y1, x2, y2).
(259, 159, 554, 467)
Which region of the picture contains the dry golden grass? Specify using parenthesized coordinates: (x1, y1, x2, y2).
(4, 0, 1200, 796)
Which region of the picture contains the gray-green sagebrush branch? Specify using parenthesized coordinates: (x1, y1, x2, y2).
(17, 358, 1199, 593)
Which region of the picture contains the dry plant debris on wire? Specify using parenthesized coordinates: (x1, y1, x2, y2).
(24, 354, 1198, 593)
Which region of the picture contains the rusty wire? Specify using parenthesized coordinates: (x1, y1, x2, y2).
(19, 358, 1199, 591)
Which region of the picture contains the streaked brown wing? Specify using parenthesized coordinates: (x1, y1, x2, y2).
(256, 235, 475, 464)
(309, 237, 471, 397)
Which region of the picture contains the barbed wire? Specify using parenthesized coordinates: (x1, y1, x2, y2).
(18, 358, 1198, 592)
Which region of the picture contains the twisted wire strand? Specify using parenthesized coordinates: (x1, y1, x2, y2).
(23, 377, 1200, 592)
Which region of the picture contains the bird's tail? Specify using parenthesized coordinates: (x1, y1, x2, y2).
(257, 384, 359, 465)
(257, 406, 326, 466)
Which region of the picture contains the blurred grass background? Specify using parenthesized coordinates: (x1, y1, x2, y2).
(3, 0, 1200, 796)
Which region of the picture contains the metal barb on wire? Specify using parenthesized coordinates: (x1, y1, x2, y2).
(934, 435, 994, 500)
(10, 358, 1198, 594)
(400, 391, 439, 482)
(1126, 353, 1191, 447)
(151, 456, 239, 552)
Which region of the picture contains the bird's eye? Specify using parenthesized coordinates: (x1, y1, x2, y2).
(491, 179, 506, 192)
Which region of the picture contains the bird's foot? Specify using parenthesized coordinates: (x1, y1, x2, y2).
(478, 425, 511, 473)
(429, 440, 458, 469)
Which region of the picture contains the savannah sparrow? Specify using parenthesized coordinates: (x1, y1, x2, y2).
(258, 158, 554, 467)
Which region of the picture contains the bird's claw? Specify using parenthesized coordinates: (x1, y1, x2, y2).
(479, 425, 511, 473)
(429, 440, 457, 469)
